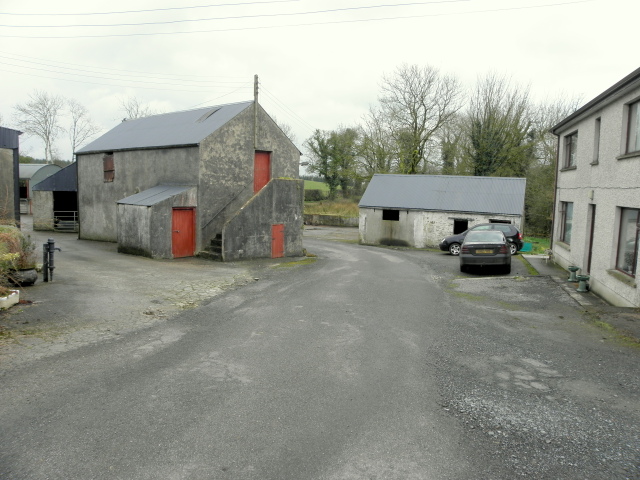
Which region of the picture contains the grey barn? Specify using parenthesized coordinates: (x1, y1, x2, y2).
(359, 174, 526, 248)
(75, 100, 303, 260)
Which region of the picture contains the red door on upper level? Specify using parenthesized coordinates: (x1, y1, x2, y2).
(254, 151, 271, 193)
(271, 224, 284, 258)
(172, 208, 195, 258)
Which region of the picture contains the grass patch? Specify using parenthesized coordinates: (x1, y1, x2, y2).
(304, 199, 359, 217)
(593, 320, 640, 348)
(523, 236, 550, 255)
(274, 257, 318, 268)
(304, 180, 330, 193)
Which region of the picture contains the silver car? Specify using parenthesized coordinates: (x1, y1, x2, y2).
(460, 230, 511, 274)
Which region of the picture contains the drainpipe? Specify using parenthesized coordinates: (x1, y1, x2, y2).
(550, 131, 560, 251)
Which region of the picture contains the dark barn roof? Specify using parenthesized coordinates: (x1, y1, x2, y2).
(32, 163, 77, 192)
(359, 174, 526, 216)
(76, 101, 253, 154)
(0, 126, 21, 149)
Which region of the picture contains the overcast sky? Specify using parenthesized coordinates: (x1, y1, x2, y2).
(0, 0, 638, 164)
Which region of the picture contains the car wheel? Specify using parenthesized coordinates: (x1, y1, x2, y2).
(504, 264, 511, 275)
(509, 243, 518, 255)
(449, 243, 461, 256)
(460, 264, 467, 273)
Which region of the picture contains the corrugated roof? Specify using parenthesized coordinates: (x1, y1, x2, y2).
(19, 164, 61, 179)
(32, 162, 77, 192)
(76, 101, 253, 154)
(359, 174, 526, 216)
(117, 185, 195, 206)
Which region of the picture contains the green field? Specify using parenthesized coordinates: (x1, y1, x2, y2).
(304, 180, 330, 193)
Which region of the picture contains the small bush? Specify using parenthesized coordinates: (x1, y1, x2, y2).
(305, 189, 326, 202)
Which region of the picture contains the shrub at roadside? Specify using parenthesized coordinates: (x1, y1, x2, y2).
(0, 226, 37, 294)
(304, 189, 326, 202)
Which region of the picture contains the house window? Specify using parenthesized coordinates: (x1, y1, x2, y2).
(103, 153, 114, 183)
(564, 132, 578, 168)
(382, 209, 399, 221)
(559, 201, 573, 244)
(593, 117, 601, 163)
(615, 208, 639, 276)
(626, 100, 640, 154)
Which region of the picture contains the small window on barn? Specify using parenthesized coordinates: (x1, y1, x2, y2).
(103, 153, 114, 182)
(382, 209, 400, 221)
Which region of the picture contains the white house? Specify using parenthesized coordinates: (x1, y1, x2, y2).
(551, 67, 640, 307)
(358, 174, 526, 248)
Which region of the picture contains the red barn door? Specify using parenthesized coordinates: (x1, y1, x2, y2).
(172, 208, 195, 258)
(271, 224, 284, 258)
(254, 151, 271, 193)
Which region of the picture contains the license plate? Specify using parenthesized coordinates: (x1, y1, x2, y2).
(476, 249, 493, 254)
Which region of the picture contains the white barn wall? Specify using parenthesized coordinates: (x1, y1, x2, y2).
(360, 208, 522, 248)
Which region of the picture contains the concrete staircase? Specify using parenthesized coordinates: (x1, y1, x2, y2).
(199, 233, 223, 261)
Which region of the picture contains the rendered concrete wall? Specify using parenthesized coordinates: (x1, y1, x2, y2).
(117, 187, 197, 259)
(32, 190, 54, 230)
(359, 208, 522, 248)
(198, 105, 300, 243)
(0, 148, 15, 224)
(222, 178, 304, 261)
(553, 82, 640, 307)
(78, 147, 200, 242)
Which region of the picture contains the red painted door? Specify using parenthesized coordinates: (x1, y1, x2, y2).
(271, 224, 284, 258)
(254, 151, 271, 193)
(172, 208, 195, 258)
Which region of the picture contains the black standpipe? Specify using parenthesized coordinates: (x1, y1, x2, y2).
(42, 238, 61, 282)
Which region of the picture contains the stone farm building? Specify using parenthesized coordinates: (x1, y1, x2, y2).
(75, 101, 304, 261)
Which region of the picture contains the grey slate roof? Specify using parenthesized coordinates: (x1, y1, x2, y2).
(359, 174, 526, 216)
(76, 101, 253, 154)
(32, 163, 77, 192)
(118, 185, 195, 206)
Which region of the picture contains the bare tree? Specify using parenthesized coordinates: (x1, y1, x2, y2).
(271, 116, 298, 145)
(120, 96, 156, 121)
(378, 64, 463, 174)
(13, 91, 65, 163)
(357, 106, 395, 178)
(67, 99, 102, 161)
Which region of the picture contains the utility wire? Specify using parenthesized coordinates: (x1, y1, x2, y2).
(0, 52, 246, 80)
(0, 1, 469, 28)
(0, 1, 592, 38)
(0, 0, 302, 16)
(0, 54, 247, 85)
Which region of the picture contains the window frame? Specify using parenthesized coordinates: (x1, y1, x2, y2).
(592, 117, 601, 164)
(559, 201, 573, 244)
(626, 100, 640, 154)
(103, 153, 115, 183)
(563, 131, 578, 168)
(615, 208, 639, 277)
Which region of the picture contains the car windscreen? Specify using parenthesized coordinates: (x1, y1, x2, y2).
(464, 231, 504, 243)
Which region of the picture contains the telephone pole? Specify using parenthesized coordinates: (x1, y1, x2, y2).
(254, 74, 258, 149)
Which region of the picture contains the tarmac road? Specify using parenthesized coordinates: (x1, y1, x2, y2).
(0, 223, 638, 479)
